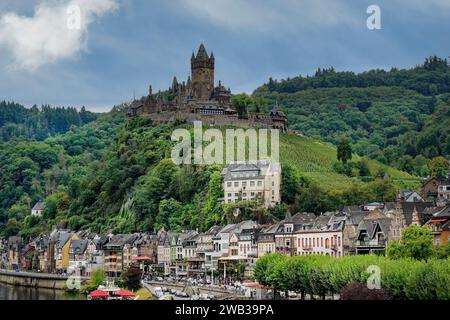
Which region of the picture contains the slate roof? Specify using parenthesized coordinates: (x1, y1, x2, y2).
(432, 205, 450, 218)
(104, 234, 139, 248)
(221, 160, 274, 181)
(52, 231, 73, 249)
(400, 202, 436, 225)
(70, 239, 88, 255)
(32, 200, 45, 211)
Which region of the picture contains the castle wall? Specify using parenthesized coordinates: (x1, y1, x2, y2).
(143, 112, 286, 131)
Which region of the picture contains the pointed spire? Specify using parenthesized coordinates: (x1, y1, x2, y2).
(196, 43, 209, 60)
(285, 210, 292, 222)
(191, 52, 195, 61)
(210, 51, 215, 60)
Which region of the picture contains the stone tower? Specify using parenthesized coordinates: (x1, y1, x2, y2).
(191, 44, 215, 100)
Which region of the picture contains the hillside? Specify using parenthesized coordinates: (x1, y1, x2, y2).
(0, 108, 419, 239)
(280, 133, 419, 190)
(254, 56, 450, 176)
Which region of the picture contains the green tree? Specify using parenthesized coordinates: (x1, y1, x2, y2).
(428, 156, 449, 177)
(337, 138, 352, 164)
(386, 225, 434, 261)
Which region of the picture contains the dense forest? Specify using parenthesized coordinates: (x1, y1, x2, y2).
(0, 101, 97, 142)
(254, 56, 450, 175)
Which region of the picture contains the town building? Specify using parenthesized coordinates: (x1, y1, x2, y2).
(295, 214, 345, 257)
(31, 200, 45, 217)
(426, 206, 450, 247)
(354, 210, 391, 255)
(103, 234, 139, 277)
(196, 226, 221, 270)
(397, 190, 423, 202)
(257, 224, 278, 258)
(222, 160, 281, 208)
(52, 230, 78, 273)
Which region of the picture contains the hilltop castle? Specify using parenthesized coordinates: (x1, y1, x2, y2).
(127, 44, 288, 131)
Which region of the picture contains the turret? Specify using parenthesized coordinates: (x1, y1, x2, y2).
(191, 43, 215, 100)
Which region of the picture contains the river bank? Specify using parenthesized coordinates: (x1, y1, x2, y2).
(0, 282, 85, 300)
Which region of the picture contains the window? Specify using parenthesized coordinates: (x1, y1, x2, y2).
(227, 182, 232, 187)
(242, 182, 247, 187)
(250, 181, 255, 187)
(228, 193, 232, 197)
(257, 181, 262, 187)
(243, 192, 247, 197)
(234, 182, 239, 187)
(251, 192, 255, 197)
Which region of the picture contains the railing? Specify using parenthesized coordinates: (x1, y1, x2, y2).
(354, 239, 386, 247)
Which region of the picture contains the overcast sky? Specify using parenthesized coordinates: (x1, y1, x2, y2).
(0, 0, 449, 112)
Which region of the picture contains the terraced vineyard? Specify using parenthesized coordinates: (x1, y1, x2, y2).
(280, 133, 421, 190)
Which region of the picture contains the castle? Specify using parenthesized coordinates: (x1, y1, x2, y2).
(127, 44, 288, 131)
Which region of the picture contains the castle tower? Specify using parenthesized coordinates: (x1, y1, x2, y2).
(191, 44, 215, 100)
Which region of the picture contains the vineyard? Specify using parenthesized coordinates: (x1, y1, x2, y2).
(279, 133, 421, 190)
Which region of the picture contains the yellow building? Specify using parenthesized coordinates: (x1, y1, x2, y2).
(54, 231, 78, 272)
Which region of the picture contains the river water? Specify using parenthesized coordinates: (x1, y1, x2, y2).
(0, 282, 85, 300)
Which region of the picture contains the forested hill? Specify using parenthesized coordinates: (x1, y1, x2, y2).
(0, 108, 419, 239)
(254, 56, 450, 176)
(0, 101, 98, 142)
(256, 56, 450, 95)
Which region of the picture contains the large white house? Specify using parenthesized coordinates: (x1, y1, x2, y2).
(221, 160, 281, 208)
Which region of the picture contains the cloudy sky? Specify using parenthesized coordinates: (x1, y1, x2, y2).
(0, 0, 449, 112)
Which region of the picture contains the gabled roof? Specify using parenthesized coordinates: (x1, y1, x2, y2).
(105, 234, 139, 248)
(32, 200, 45, 211)
(70, 239, 88, 255)
(432, 205, 450, 218)
(357, 210, 391, 240)
(400, 202, 436, 225)
(53, 231, 74, 249)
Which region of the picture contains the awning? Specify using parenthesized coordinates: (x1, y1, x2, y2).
(114, 289, 135, 297)
(430, 219, 448, 223)
(131, 256, 152, 261)
(89, 290, 109, 298)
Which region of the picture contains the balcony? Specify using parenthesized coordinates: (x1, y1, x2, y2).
(354, 239, 386, 247)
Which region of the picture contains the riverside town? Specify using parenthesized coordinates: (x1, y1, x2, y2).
(0, 0, 449, 310)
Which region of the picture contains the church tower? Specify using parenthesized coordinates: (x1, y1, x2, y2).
(191, 44, 215, 100)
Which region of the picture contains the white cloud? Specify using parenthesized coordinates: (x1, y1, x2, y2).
(0, 0, 118, 70)
(175, 0, 358, 33)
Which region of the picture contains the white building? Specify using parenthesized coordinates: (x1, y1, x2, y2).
(31, 200, 45, 217)
(221, 160, 281, 208)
